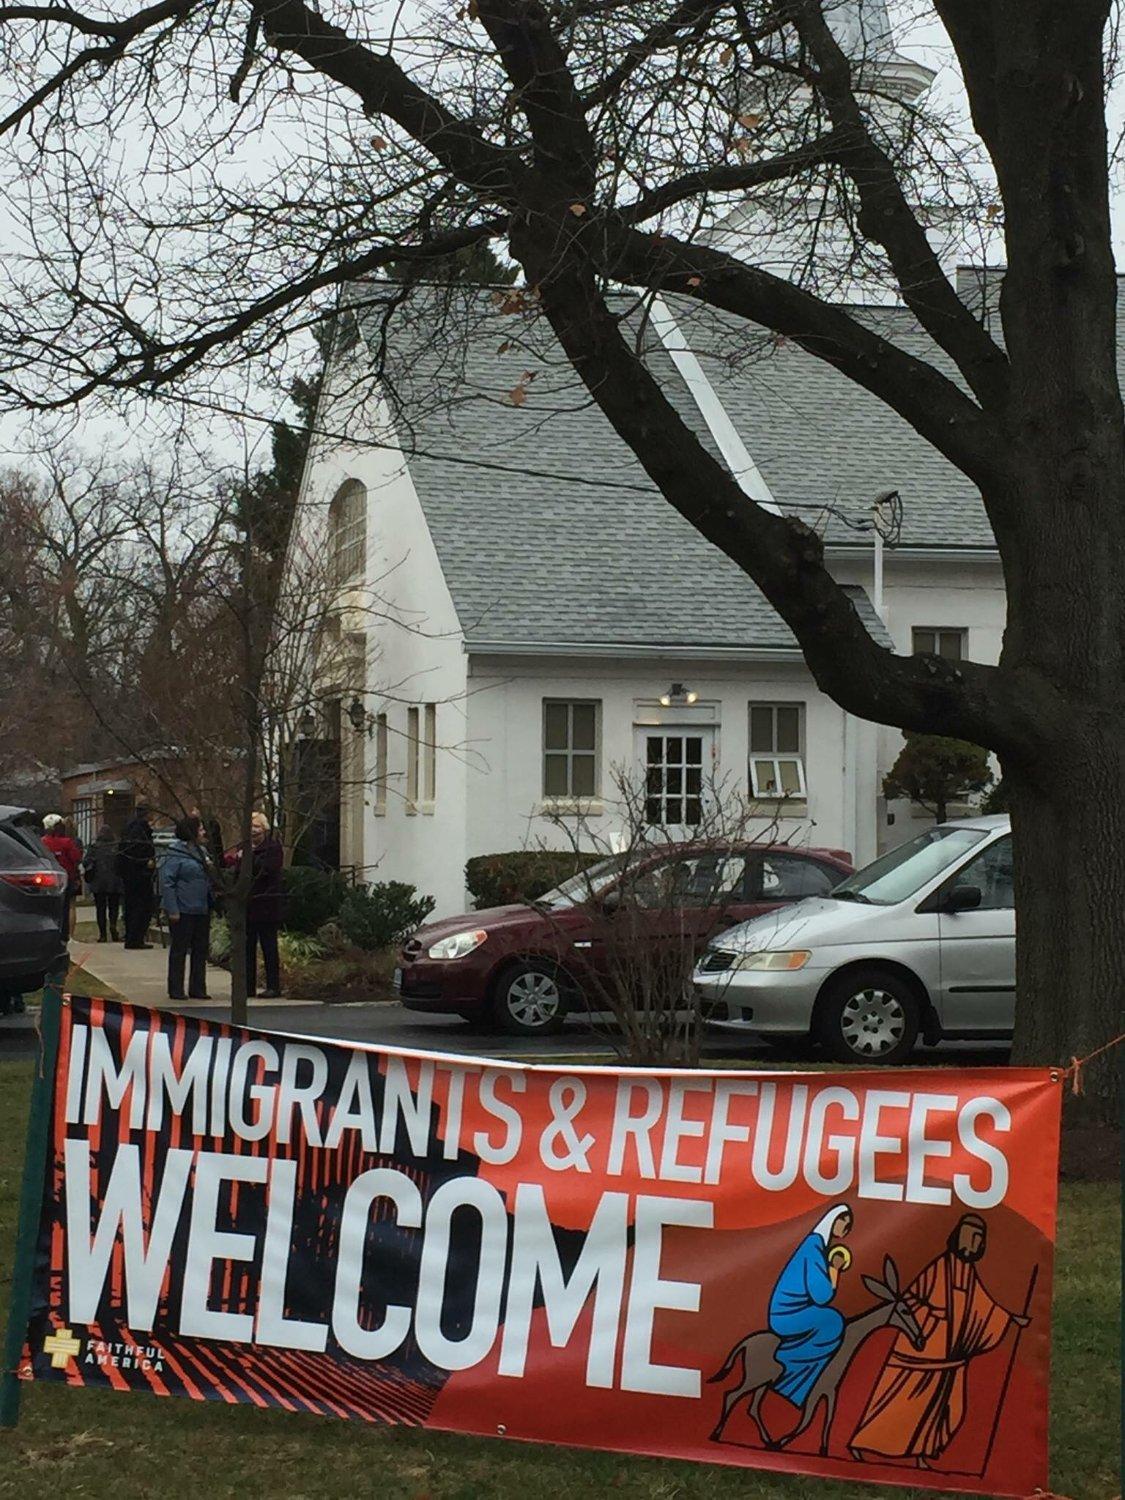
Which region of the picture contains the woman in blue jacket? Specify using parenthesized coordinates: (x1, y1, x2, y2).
(160, 816, 213, 1000)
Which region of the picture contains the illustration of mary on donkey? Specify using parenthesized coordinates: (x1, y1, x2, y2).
(766, 1203, 854, 1406)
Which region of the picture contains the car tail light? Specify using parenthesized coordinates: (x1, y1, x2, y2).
(0, 869, 65, 892)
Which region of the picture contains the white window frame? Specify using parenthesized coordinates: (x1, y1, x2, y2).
(406, 706, 420, 811)
(748, 702, 807, 800)
(542, 699, 601, 800)
(912, 626, 967, 660)
(330, 480, 366, 585)
(373, 712, 388, 815)
(422, 702, 436, 807)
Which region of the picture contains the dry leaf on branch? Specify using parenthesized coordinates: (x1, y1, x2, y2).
(508, 370, 537, 406)
(492, 289, 528, 314)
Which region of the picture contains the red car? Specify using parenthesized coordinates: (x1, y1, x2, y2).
(396, 842, 852, 1035)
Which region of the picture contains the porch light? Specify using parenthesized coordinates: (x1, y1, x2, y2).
(346, 695, 368, 734)
(660, 683, 698, 707)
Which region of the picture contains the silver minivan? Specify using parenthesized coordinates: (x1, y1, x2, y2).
(695, 815, 1014, 1064)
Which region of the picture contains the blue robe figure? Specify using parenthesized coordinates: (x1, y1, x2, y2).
(767, 1204, 851, 1407)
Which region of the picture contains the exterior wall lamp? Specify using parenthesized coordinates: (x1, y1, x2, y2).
(346, 695, 369, 734)
(660, 683, 699, 707)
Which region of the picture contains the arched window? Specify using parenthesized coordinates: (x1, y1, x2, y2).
(329, 480, 366, 584)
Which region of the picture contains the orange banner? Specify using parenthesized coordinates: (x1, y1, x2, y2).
(23, 997, 1060, 1494)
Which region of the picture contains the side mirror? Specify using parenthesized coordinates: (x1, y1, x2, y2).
(944, 883, 982, 913)
(600, 888, 622, 915)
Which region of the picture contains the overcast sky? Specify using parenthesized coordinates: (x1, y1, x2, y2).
(3, 0, 1123, 479)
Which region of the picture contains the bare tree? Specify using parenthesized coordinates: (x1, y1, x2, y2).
(0, 1, 1121, 1111)
(523, 767, 788, 1065)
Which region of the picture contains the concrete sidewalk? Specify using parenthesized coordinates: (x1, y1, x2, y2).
(76, 933, 305, 1013)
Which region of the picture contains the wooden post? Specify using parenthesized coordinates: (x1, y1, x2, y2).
(0, 982, 63, 1428)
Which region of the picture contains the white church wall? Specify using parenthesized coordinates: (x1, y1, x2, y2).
(295, 371, 471, 918)
(463, 653, 869, 873)
(831, 550, 1008, 849)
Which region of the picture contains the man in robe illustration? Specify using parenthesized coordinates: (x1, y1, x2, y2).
(849, 1213, 1030, 1468)
(767, 1203, 853, 1407)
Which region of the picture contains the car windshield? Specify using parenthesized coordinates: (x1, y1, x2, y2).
(540, 853, 629, 909)
(830, 826, 988, 906)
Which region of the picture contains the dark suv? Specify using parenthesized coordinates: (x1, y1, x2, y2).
(0, 806, 67, 1007)
(396, 842, 852, 1034)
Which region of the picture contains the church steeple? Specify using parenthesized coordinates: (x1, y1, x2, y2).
(826, 0, 935, 104)
(709, 3, 937, 296)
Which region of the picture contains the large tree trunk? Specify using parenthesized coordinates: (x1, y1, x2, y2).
(1007, 741, 1124, 1122)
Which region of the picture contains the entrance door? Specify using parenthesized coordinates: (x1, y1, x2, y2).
(637, 726, 716, 834)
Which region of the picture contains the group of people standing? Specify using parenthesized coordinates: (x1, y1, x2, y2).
(38, 804, 286, 1004)
(159, 811, 284, 1002)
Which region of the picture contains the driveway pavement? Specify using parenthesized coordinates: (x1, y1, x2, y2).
(0, 933, 1012, 1069)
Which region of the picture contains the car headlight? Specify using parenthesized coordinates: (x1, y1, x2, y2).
(427, 929, 488, 960)
(732, 949, 812, 972)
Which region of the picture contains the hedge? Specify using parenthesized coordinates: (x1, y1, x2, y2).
(465, 849, 602, 910)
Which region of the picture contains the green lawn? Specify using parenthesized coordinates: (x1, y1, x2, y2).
(0, 1061, 1118, 1499)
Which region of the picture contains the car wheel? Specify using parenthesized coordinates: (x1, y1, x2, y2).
(817, 968, 921, 1065)
(490, 960, 568, 1035)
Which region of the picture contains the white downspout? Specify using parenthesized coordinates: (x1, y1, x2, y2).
(873, 528, 885, 621)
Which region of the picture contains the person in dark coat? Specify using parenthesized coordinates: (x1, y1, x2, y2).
(118, 804, 156, 949)
(82, 825, 123, 942)
(160, 815, 213, 1001)
(224, 811, 284, 998)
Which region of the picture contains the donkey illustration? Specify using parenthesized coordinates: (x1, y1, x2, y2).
(709, 1256, 925, 1456)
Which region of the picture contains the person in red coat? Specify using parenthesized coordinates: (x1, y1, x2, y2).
(42, 813, 82, 938)
(224, 812, 284, 998)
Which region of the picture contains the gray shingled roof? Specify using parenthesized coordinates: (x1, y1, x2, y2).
(357, 284, 993, 650)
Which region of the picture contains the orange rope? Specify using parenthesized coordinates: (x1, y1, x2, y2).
(1061, 1031, 1125, 1095)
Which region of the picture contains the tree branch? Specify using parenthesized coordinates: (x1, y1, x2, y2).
(581, 0, 725, 109)
(786, 0, 1010, 409)
(621, 129, 846, 223)
(478, 0, 1025, 748)
(519, 235, 1021, 747)
(598, 219, 1004, 488)
(13, 219, 506, 407)
(253, 0, 514, 199)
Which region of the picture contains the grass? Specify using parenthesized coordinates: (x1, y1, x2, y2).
(17, 962, 129, 1010)
(0, 1062, 1119, 1500)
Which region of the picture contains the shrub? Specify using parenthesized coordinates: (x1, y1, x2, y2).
(315, 920, 349, 955)
(208, 915, 231, 966)
(279, 930, 326, 964)
(882, 734, 993, 823)
(465, 849, 602, 910)
(337, 881, 436, 952)
(281, 866, 349, 934)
